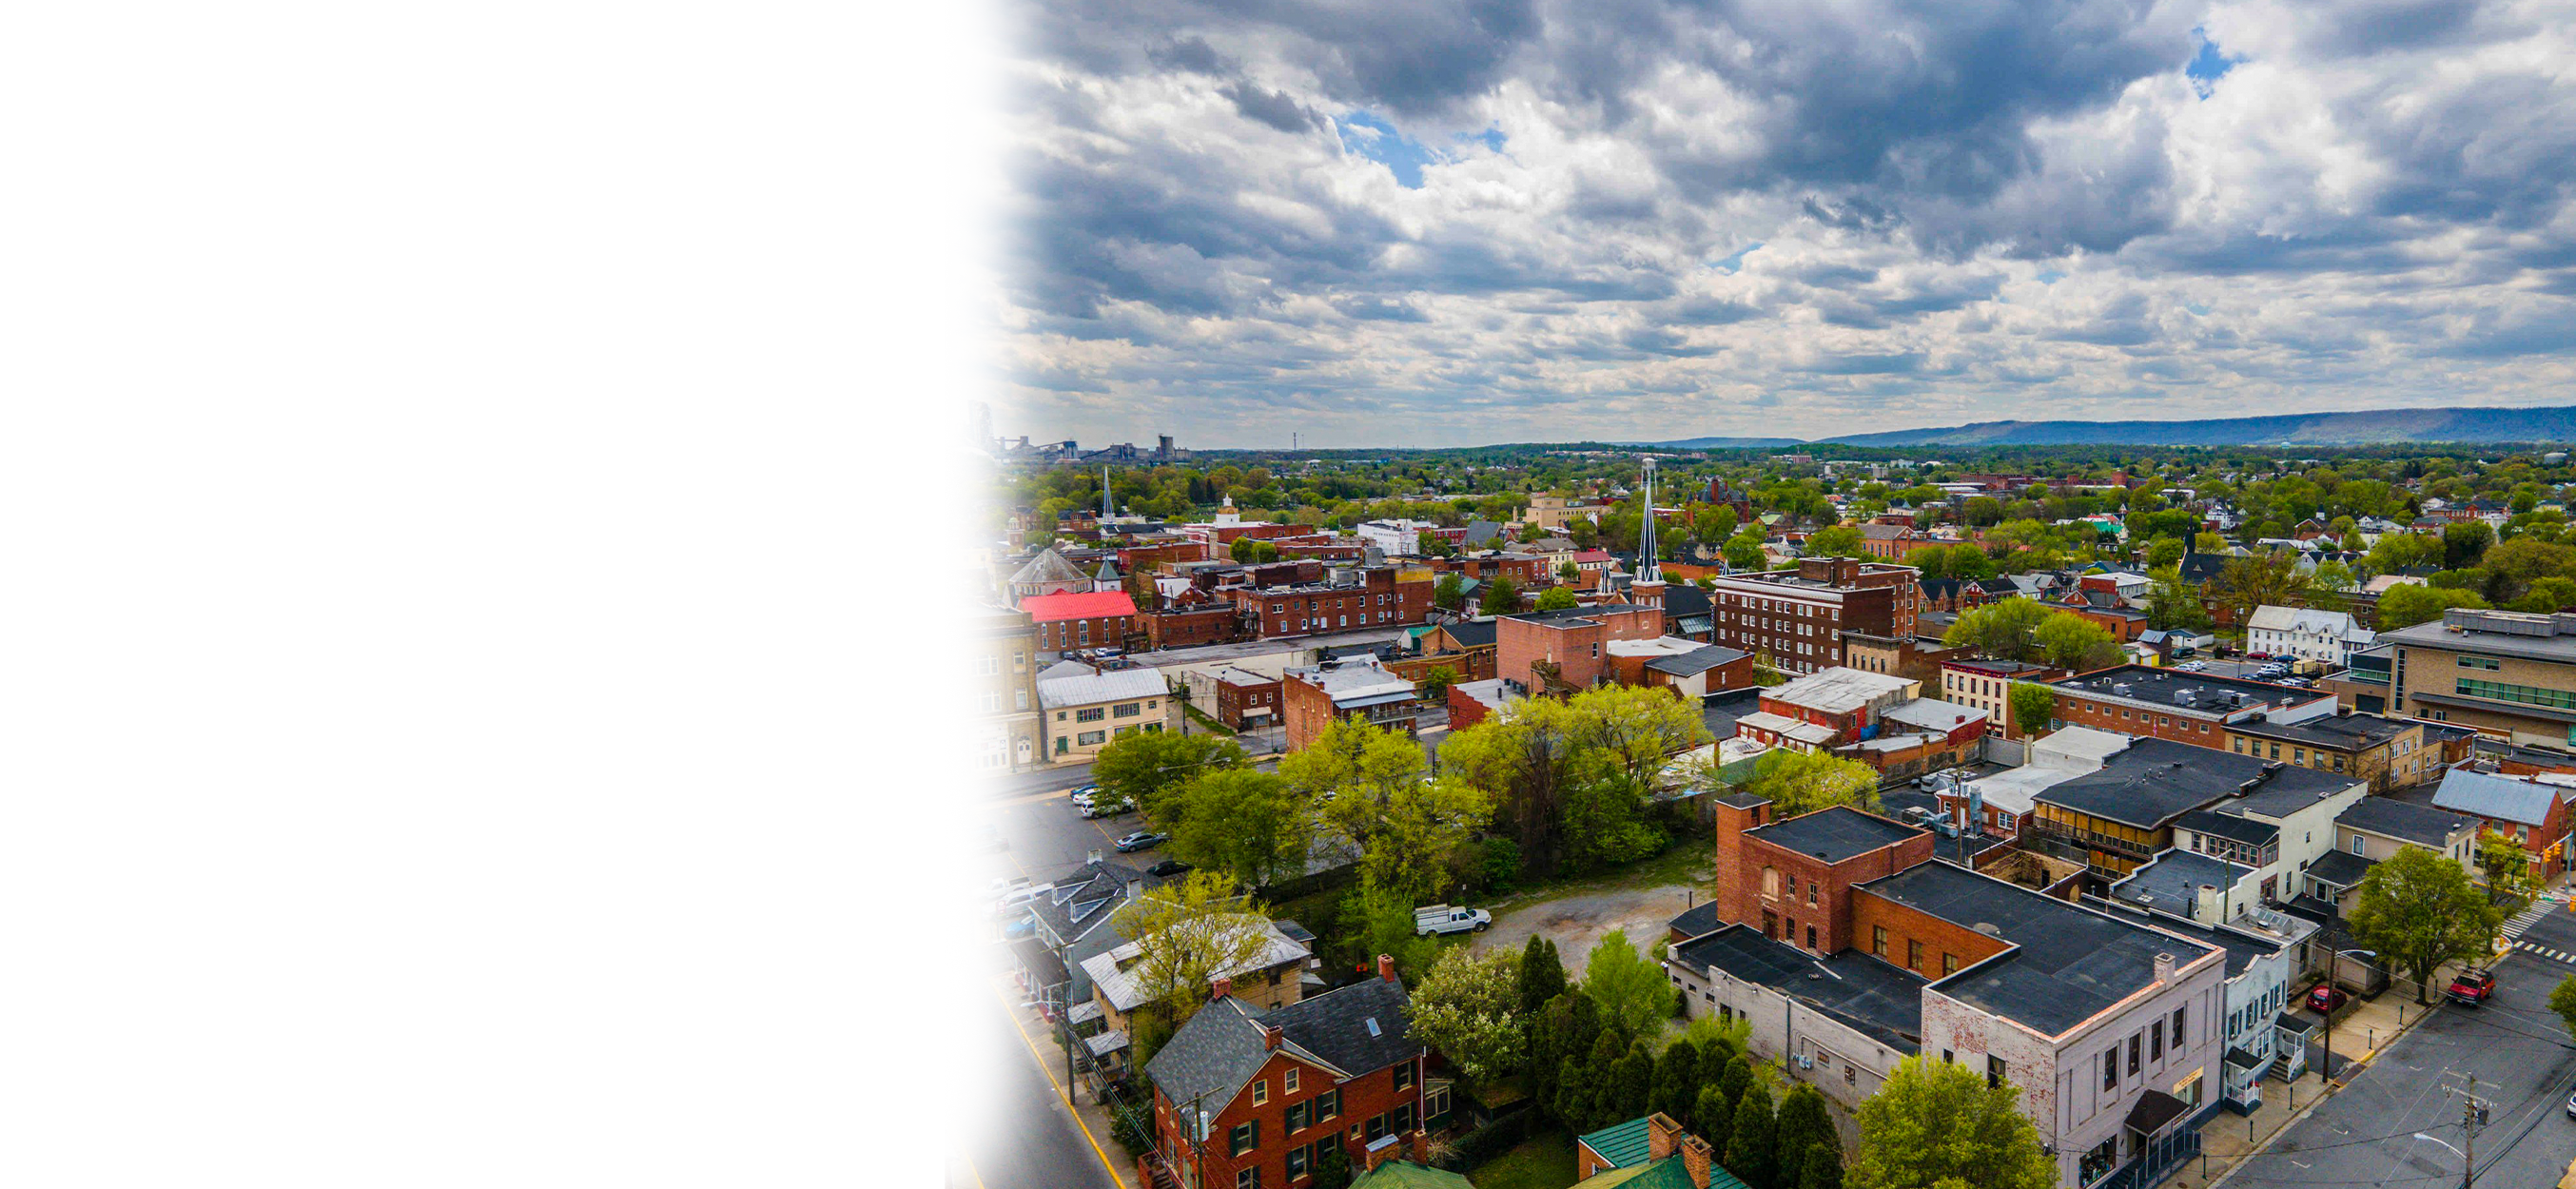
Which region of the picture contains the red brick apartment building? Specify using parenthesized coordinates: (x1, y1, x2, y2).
(1282, 655, 1421, 750)
(1230, 566, 1434, 639)
(1494, 603, 1664, 693)
(1144, 962, 1425, 1189)
(1021, 590, 1142, 652)
(1211, 666, 1282, 731)
(1703, 557, 1919, 676)
(2047, 665, 2337, 749)
(1710, 797, 1940, 956)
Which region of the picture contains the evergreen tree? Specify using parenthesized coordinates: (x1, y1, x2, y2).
(1773, 1083, 1837, 1188)
(1553, 1055, 1588, 1131)
(1725, 1080, 1779, 1189)
(1519, 935, 1568, 1013)
(1796, 1143, 1844, 1189)
(1693, 1084, 1736, 1158)
(1611, 1042, 1656, 1123)
(1651, 1038, 1703, 1123)
(1716, 1053, 1753, 1109)
(1577, 1030, 1625, 1131)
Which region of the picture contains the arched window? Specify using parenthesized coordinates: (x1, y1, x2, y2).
(1761, 867, 1781, 899)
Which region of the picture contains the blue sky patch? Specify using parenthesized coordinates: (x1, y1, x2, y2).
(1335, 111, 1437, 187)
(2187, 28, 2238, 98)
(1710, 243, 1765, 274)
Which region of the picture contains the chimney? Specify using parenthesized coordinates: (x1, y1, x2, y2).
(1260, 1023, 1282, 1050)
(1408, 1131, 1431, 1166)
(1681, 1135, 1715, 1189)
(1087, 848, 1103, 865)
(1211, 975, 1234, 1001)
(1647, 1112, 1684, 1160)
(1377, 954, 1397, 983)
(2154, 952, 2176, 985)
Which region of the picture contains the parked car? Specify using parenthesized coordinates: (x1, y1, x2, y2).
(2566, 1090, 2575, 1119)
(1068, 784, 1099, 803)
(2448, 968, 2498, 1006)
(1414, 904, 1493, 936)
(1080, 797, 1134, 820)
(1146, 858, 1193, 877)
(986, 875, 1031, 899)
(1114, 830, 1168, 852)
(2307, 984, 2349, 1014)
(2175, 661, 2207, 672)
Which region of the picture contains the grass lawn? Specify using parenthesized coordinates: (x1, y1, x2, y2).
(1473, 1127, 1578, 1189)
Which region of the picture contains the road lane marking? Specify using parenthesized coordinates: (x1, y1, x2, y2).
(995, 984, 1126, 1189)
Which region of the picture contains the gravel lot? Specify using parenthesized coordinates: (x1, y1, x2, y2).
(1472, 883, 1706, 971)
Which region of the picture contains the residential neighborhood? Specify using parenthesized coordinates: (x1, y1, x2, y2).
(979, 442, 2576, 1189)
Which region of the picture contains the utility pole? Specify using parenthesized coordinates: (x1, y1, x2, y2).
(2461, 1073, 2477, 1189)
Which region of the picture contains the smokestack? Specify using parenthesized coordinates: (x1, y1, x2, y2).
(1377, 954, 1396, 983)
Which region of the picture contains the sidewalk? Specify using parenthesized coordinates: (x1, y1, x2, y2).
(2194, 987, 2444, 1188)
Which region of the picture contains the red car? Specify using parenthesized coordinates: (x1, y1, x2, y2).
(2448, 969, 2498, 1006)
(2307, 984, 2349, 1013)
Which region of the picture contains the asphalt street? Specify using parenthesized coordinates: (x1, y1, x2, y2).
(960, 986, 1123, 1189)
(2223, 906, 2576, 1189)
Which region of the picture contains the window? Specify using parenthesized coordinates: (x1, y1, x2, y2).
(1942, 952, 1959, 976)
(1394, 1062, 1414, 1092)
(2173, 1005, 2187, 1046)
(2460, 655, 2501, 670)
(1988, 1055, 2006, 1088)
(1425, 1085, 1450, 1120)
(1762, 867, 1780, 899)
(1806, 926, 1817, 949)
(1252, 1077, 1268, 1105)
(2151, 1020, 2163, 1062)
(1393, 1103, 1415, 1133)
(1285, 1146, 1309, 1179)
(2104, 1046, 2119, 1090)
(2352, 835, 2366, 855)
(2128, 1035, 2141, 1076)
(1285, 1068, 1298, 1094)
(1286, 1102, 1307, 1133)
(1113, 702, 1141, 718)
(1872, 926, 1888, 957)
(1807, 880, 1819, 907)
(1076, 707, 1105, 723)
(1315, 1089, 1339, 1121)
(1237, 1170, 1259, 1189)
(1230, 1121, 1259, 1157)
(1078, 730, 1106, 746)
(1907, 940, 1923, 970)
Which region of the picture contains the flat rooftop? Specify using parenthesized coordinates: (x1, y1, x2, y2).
(2381, 609, 2576, 664)
(2036, 738, 2352, 829)
(1122, 626, 1409, 669)
(1669, 925, 1926, 1053)
(1862, 861, 2219, 1039)
(1746, 806, 1925, 864)
(2051, 665, 2334, 715)
(2230, 711, 2412, 750)
(1766, 667, 1914, 714)
(2109, 850, 2254, 917)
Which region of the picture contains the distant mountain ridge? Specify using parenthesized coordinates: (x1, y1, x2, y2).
(1632, 404, 2576, 448)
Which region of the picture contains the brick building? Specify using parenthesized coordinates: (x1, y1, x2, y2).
(1022, 589, 1142, 653)
(1709, 800, 1939, 956)
(1145, 605, 1246, 650)
(1143, 961, 1424, 1189)
(943, 604, 1041, 782)
(1231, 566, 1434, 640)
(1282, 655, 1420, 750)
(2047, 666, 2339, 750)
(1703, 558, 1920, 676)
(1941, 659, 2068, 739)
(1494, 603, 1665, 694)
(1211, 666, 1284, 731)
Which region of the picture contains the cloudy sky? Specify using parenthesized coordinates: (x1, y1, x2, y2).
(998, 0, 2576, 449)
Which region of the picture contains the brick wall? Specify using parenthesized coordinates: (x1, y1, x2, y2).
(1849, 887, 2012, 979)
(2054, 693, 2232, 748)
(1735, 828, 1939, 954)
(1151, 1038, 1421, 1189)
(1216, 677, 1281, 730)
(1282, 673, 1337, 751)
(1147, 606, 1243, 650)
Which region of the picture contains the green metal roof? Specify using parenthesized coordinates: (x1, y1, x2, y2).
(1576, 1117, 1654, 1168)
(1581, 1155, 1752, 1189)
(1348, 1160, 1474, 1189)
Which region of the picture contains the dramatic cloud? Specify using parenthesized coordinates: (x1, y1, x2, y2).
(1001, 0, 2576, 447)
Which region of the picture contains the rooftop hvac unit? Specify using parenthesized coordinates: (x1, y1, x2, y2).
(2112, 683, 2132, 696)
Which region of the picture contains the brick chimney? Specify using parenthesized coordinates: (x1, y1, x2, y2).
(1377, 954, 1396, 983)
(1681, 1135, 1715, 1189)
(1211, 975, 1233, 1001)
(1647, 1112, 1684, 1160)
(1260, 1023, 1282, 1050)
(2153, 952, 2176, 985)
(1408, 1131, 1430, 1165)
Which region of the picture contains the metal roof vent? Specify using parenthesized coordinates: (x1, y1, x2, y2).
(1974, 923, 2001, 936)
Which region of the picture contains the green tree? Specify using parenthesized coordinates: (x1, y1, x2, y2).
(1848, 1055, 2056, 1189)
(1565, 1029, 1625, 1131)
(1806, 525, 1865, 557)
(1518, 935, 1567, 1013)
(1535, 584, 1581, 611)
(2145, 536, 2185, 571)
(1744, 749, 1881, 816)
(1698, 504, 1741, 543)
(1774, 1083, 1838, 1189)
(2345, 847, 2505, 1004)
(1283, 718, 1486, 902)
(1420, 664, 1459, 701)
(2374, 583, 2488, 629)
(1610, 1042, 1657, 1124)
(1901, 544, 1954, 578)
(1480, 577, 1524, 614)
(1529, 989, 1601, 1121)
(1230, 536, 1281, 563)
(2033, 612, 2120, 672)
(2367, 532, 2446, 574)
(1942, 597, 2054, 663)
(2194, 531, 2230, 554)
(1092, 731, 1247, 817)
(1695, 1084, 1738, 1156)
(1725, 532, 1769, 572)
(1164, 769, 1310, 887)
(1434, 573, 1467, 611)
(2219, 550, 2313, 623)
(1406, 947, 1526, 1084)
(2445, 520, 2496, 570)
(2144, 567, 2213, 632)
(1716, 1052, 1753, 1106)
(2548, 975, 2576, 1043)
(2009, 683, 2057, 736)
(1583, 928, 1678, 1040)
(1334, 877, 1438, 984)
(1310, 1143, 1351, 1189)
(1652, 1038, 1704, 1124)
(1798, 1144, 1845, 1189)
(1114, 871, 1274, 1029)
(1559, 560, 1582, 584)
(2476, 827, 2538, 900)
(1725, 1080, 1779, 1189)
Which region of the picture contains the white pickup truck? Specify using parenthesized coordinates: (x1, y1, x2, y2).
(1414, 905, 1493, 937)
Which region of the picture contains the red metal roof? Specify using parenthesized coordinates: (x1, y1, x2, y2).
(1019, 590, 1140, 623)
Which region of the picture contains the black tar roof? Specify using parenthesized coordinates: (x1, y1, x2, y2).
(2230, 711, 2412, 750)
(1647, 644, 1750, 676)
(1745, 806, 1925, 864)
(2085, 901, 2284, 980)
(1669, 925, 1925, 1053)
(2304, 848, 2376, 888)
(2036, 738, 2349, 830)
(2051, 665, 2335, 715)
(1861, 861, 2219, 1038)
(2176, 809, 2278, 847)
(2335, 795, 2473, 847)
(1435, 618, 1497, 650)
(2109, 850, 2252, 917)
(1669, 902, 1726, 939)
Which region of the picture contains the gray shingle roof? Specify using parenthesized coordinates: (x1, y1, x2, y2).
(1143, 975, 1416, 1115)
(2335, 795, 2472, 848)
(2433, 769, 2561, 827)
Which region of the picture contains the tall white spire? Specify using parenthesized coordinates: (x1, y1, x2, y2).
(1101, 464, 1114, 518)
(1638, 456, 1661, 584)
